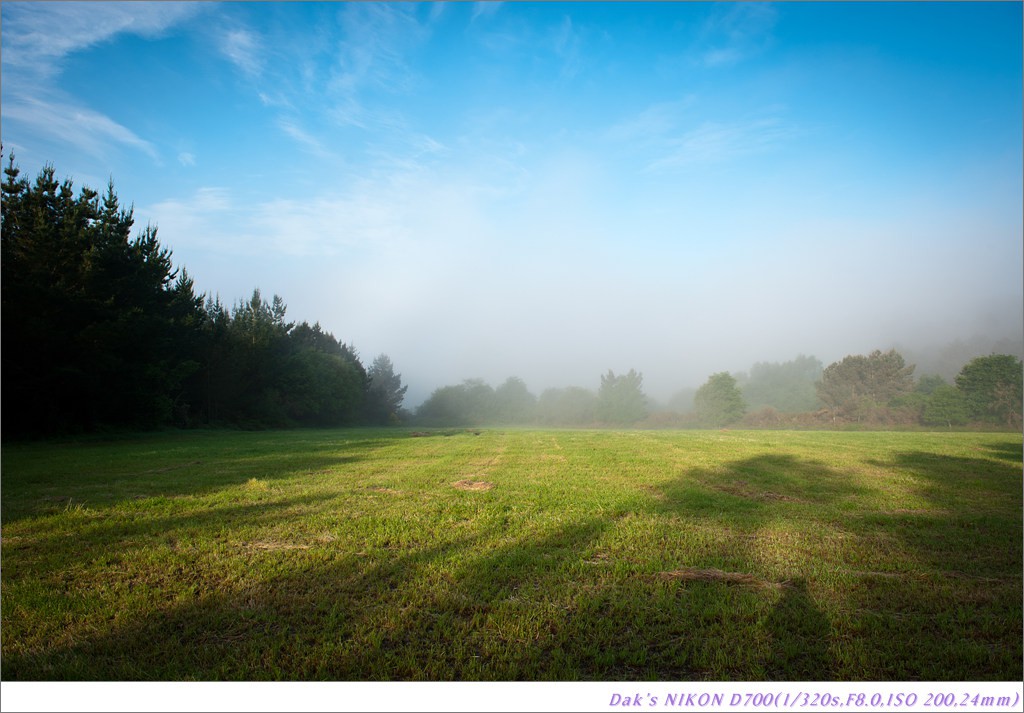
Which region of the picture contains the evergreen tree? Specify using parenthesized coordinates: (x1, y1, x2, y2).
(816, 349, 915, 422)
(740, 355, 823, 413)
(365, 354, 408, 425)
(493, 376, 536, 424)
(955, 354, 1023, 428)
(1, 155, 204, 434)
(596, 369, 647, 425)
(694, 372, 746, 427)
(921, 384, 970, 428)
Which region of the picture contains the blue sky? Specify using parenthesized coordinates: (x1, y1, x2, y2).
(2, 1, 1021, 405)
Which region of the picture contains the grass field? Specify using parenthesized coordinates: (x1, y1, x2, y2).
(1, 428, 1020, 681)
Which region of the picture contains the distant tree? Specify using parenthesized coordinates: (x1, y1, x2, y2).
(233, 288, 291, 346)
(915, 374, 949, 396)
(280, 346, 367, 426)
(816, 349, 915, 422)
(365, 354, 408, 425)
(461, 378, 497, 424)
(955, 354, 1023, 428)
(493, 376, 536, 424)
(921, 384, 970, 428)
(667, 387, 697, 414)
(740, 355, 823, 413)
(694, 372, 746, 427)
(283, 322, 367, 427)
(415, 379, 495, 426)
(206, 288, 295, 426)
(415, 384, 470, 426)
(198, 294, 368, 428)
(893, 374, 948, 424)
(596, 369, 647, 425)
(291, 321, 347, 357)
(536, 386, 597, 426)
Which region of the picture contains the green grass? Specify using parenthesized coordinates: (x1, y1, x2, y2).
(1, 428, 1020, 680)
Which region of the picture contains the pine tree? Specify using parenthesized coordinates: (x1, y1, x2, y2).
(365, 354, 408, 424)
(694, 372, 746, 427)
(1, 155, 204, 434)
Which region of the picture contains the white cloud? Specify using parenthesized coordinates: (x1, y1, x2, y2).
(277, 119, 332, 158)
(694, 3, 778, 68)
(470, 2, 503, 24)
(0, 2, 200, 162)
(604, 97, 698, 144)
(553, 15, 583, 80)
(221, 28, 264, 77)
(2, 95, 159, 161)
(329, 2, 438, 97)
(650, 117, 796, 168)
(702, 47, 744, 68)
(605, 100, 796, 170)
(257, 91, 293, 109)
(178, 152, 196, 167)
(1, 2, 201, 79)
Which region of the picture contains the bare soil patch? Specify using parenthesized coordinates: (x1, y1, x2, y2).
(452, 479, 494, 492)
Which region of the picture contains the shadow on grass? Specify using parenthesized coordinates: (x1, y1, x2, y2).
(764, 579, 833, 680)
(982, 440, 1023, 463)
(2, 519, 612, 680)
(0, 452, 869, 681)
(653, 453, 870, 520)
(854, 450, 1023, 680)
(862, 451, 1022, 569)
(4, 438, 1022, 680)
(0, 432, 390, 524)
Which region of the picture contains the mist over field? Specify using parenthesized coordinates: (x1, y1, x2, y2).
(378, 283, 1023, 410)
(2, 2, 1021, 413)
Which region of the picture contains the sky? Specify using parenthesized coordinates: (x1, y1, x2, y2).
(2, 1, 1022, 407)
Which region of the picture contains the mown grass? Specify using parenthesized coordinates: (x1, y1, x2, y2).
(1, 428, 1020, 680)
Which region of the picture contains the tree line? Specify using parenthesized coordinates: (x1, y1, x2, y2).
(4, 157, 1019, 436)
(1, 157, 407, 438)
(413, 351, 1022, 430)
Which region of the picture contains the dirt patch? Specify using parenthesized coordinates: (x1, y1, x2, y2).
(452, 479, 494, 492)
(656, 567, 789, 590)
(366, 486, 402, 495)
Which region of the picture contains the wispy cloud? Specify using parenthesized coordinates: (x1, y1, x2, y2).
(553, 15, 583, 80)
(2, 95, 159, 161)
(604, 97, 698, 144)
(220, 28, 264, 78)
(1, 2, 199, 162)
(1, 2, 201, 80)
(143, 182, 402, 258)
(208, 3, 442, 176)
(606, 96, 796, 171)
(277, 119, 333, 158)
(177, 152, 196, 167)
(330, 3, 434, 96)
(694, 3, 777, 68)
(470, 2, 503, 24)
(649, 117, 796, 169)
